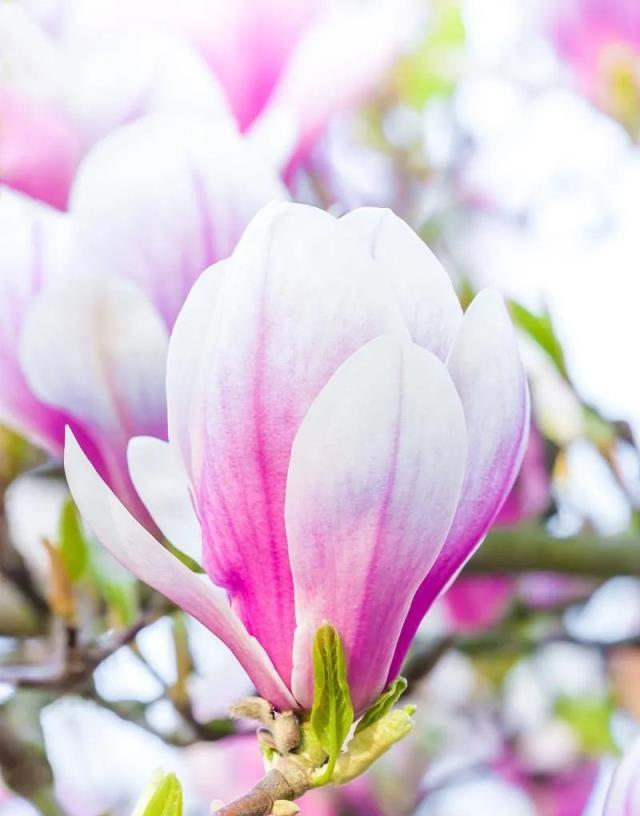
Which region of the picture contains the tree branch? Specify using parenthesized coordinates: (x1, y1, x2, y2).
(466, 525, 640, 577)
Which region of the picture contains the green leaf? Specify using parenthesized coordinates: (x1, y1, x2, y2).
(509, 301, 568, 380)
(332, 706, 415, 786)
(132, 772, 183, 816)
(555, 695, 616, 755)
(58, 498, 89, 582)
(310, 623, 354, 785)
(355, 677, 407, 733)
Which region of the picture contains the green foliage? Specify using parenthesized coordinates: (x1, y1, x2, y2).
(310, 623, 354, 786)
(132, 772, 183, 816)
(356, 677, 408, 733)
(332, 706, 415, 786)
(509, 301, 568, 380)
(555, 695, 617, 755)
(58, 499, 89, 582)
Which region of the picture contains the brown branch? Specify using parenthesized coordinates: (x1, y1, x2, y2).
(213, 769, 298, 816)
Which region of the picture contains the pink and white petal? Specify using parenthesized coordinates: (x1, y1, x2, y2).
(166, 260, 229, 481)
(262, 0, 403, 173)
(187, 203, 407, 684)
(341, 207, 463, 360)
(0, 89, 81, 210)
(69, 114, 285, 329)
(64, 430, 296, 711)
(194, 0, 324, 130)
(54, 0, 320, 130)
(65, 32, 233, 148)
(19, 275, 168, 521)
(20, 275, 168, 443)
(127, 436, 202, 562)
(0, 188, 71, 454)
(605, 734, 640, 816)
(389, 290, 528, 679)
(287, 335, 466, 712)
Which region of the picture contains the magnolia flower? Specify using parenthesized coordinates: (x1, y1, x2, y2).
(552, 0, 640, 134)
(604, 733, 640, 815)
(0, 3, 232, 208)
(65, 203, 528, 713)
(0, 114, 284, 521)
(63, 0, 401, 135)
(0, 0, 403, 206)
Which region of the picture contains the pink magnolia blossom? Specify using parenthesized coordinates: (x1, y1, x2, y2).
(604, 734, 640, 815)
(1, 0, 402, 207)
(0, 3, 232, 209)
(57, 0, 402, 164)
(0, 114, 284, 522)
(64, 203, 528, 713)
(552, 0, 640, 127)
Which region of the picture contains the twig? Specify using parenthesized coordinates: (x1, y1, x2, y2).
(213, 769, 298, 816)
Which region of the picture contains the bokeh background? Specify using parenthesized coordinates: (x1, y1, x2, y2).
(2, 0, 640, 814)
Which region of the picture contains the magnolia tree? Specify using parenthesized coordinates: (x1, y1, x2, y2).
(1, 1, 640, 816)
